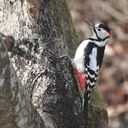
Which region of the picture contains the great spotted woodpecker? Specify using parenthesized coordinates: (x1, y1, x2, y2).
(73, 22, 111, 107)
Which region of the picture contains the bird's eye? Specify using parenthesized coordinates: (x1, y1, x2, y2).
(98, 28, 101, 31)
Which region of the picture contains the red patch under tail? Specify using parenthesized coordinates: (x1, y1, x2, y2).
(74, 68, 87, 93)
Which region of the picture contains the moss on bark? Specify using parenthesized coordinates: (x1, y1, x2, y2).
(47, 0, 79, 57)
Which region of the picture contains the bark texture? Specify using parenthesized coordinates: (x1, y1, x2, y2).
(0, 0, 108, 128)
(0, 35, 45, 128)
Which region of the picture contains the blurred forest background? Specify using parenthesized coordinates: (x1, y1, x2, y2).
(67, 0, 128, 128)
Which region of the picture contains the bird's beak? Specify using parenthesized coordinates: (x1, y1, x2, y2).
(85, 20, 93, 27)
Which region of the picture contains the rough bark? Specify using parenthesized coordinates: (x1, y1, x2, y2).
(0, 35, 45, 128)
(0, 0, 108, 128)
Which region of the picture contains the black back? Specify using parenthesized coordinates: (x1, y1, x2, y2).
(84, 42, 105, 69)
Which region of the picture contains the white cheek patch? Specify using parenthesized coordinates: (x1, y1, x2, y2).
(98, 30, 108, 39)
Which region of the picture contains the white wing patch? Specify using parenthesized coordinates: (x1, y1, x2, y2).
(89, 47, 99, 71)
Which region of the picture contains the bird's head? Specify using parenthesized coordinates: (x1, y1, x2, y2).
(91, 22, 112, 46)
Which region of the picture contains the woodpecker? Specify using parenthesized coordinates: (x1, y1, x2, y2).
(73, 22, 111, 107)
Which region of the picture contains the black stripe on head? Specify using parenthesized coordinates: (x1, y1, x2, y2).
(99, 24, 110, 33)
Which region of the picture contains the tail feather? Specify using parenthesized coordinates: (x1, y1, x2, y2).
(84, 89, 92, 108)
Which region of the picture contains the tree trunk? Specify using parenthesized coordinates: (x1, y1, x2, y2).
(0, 0, 108, 128)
